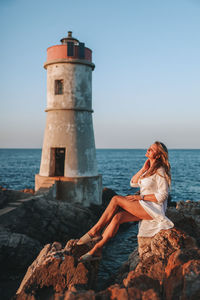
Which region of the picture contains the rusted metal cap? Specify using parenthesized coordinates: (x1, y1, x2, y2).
(60, 31, 79, 44)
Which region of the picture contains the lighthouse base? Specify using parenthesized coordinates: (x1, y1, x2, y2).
(35, 174, 102, 207)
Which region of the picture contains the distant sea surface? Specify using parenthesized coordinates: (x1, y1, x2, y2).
(1, 148, 200, 202)
(0, 148, 200, 288)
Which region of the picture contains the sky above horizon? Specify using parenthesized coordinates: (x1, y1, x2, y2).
(1, 0, 200, 149)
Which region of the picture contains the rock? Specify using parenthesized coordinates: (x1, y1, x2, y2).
(0, 196, 98, 245)
(0, 228, 42, 300)
(0, 187, 34, 209)
(112, 248, 140, 286)
(15, 241, 99, 300)
(164, 248, 200, 300)
(118, 227, 199, 300)
(126, 248, 140, 271)
(19, 188, 35, 194)
(0, 229, 42, 277)
(0, 189, 8, 208)
(166, 201, 200, 246)
(101, 284, 161, 300)
(0, 190, 103, 299)
(135, 228, 196, 283)
(2, 188, 200, 300)
(123, 271, 161, 293)
(138, 227, 196, 262)
(58, 290, 97, 300)
(17, 225, 199, 300)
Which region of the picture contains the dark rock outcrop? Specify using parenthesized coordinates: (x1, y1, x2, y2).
(1, 185, 200, 300)
(0, 229, 42, 300)
(0, 187, 108, 300)
(0, 186, 33, 209)
(0, 196, 98, 245)
(0, 229, 42, 276)
(166, 200, 200, 246)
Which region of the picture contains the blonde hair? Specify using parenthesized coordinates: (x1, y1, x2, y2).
(143, 141, 171, 186)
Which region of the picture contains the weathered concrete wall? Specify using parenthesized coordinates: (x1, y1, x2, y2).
(37, 57, 102, 205)
(39, 62, 98, 177)
(35, 174, 102, 206)
(46, 63, 92, 110)
(56, 175, 102, 206)
(39, 110, 98, 177)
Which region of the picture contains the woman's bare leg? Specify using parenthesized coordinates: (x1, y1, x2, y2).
(89, 195, 152, 237)
(89, 209, 140, 256)
(88, 196, 119, 237)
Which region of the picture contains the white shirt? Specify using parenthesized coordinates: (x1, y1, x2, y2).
(130, 167, 174, 237)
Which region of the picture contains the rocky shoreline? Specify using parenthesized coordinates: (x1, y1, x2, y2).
(0, 186, 200, 299)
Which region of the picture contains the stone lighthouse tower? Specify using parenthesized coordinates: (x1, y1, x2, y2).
(35, 31, 102, 206)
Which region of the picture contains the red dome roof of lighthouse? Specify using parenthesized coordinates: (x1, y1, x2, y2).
(46, 31, 92, 63)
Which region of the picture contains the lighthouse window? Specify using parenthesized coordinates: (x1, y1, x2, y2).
(78, 42, 85, 59)
(67, 42, 74, 56)
(55, 80, 63, 95)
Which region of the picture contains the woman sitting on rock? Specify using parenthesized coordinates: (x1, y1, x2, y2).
(78, 141, 174, 262)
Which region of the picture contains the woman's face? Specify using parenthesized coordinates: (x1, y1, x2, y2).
(145, 143, 159, 160)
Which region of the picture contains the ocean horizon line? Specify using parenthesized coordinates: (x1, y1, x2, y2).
(0, 147, 200, 150)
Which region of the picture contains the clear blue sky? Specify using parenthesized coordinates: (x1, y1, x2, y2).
(1, 0, 200, 148)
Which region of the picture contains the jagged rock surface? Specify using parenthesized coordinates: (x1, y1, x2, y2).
(15, 240, 99, 300)
(166, 200, 200, 246)
(15, 214, 200, 299)
(164, 248, 200, 299)
(124, 228, 200, 299)
(0, 229, 42, 276)
(0, 188, 106, 300)
(1, 186, 200, 300)
(0, 186, 33, 209)
(0, 197, 98, 245)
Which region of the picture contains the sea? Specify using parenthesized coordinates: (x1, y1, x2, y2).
(0, 148, 200, 288)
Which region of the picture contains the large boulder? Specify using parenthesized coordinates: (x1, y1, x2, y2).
(0, 186, 33, 209)
(164, 248, 200, 300)
(0, 229, 41, 277)
(15, 227, 200, 300)
(103, 202, 200, 299)
(121, 227, 200, 300)
(0, 197, 98, 245)
(166, 200, 200, 246)
(2, 189, 200, 300)
(0, 188, 104, 300)
(0, 228, 42, 300)
(15, 240, 99, 300)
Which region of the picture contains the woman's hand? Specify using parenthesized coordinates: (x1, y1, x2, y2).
(126, 195, 141, 201)
(142, 159, 150, 172)
(130, 159, 150, 185)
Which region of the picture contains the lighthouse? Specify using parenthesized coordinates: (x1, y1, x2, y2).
(35, 31, 102, 206)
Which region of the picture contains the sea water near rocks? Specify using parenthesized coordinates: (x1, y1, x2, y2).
(0, 148, 200, 288)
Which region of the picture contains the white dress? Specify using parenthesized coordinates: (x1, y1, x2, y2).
(130, 167, 174, 237)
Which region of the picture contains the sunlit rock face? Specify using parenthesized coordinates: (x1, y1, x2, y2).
(15, 241, 99, 300)
(14, 200, 200, 300)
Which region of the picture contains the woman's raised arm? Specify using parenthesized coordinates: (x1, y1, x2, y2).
(130, 159, 150, 187)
